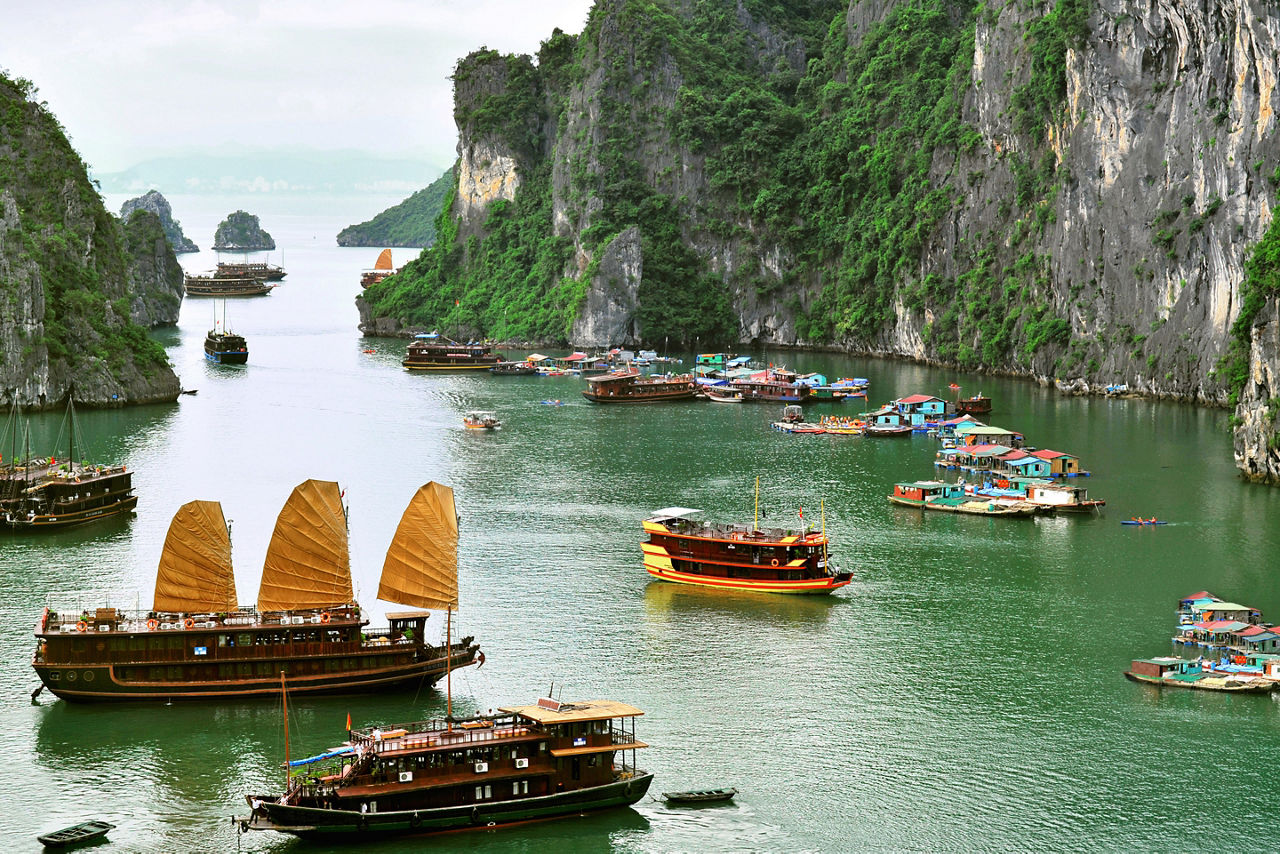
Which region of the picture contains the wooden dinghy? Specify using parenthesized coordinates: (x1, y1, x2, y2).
(663, 787, 738, 804)
(37, 819, 116, 848)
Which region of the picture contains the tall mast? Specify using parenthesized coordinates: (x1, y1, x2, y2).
(67, 396, 75, 467)
(821, 499, 827, 574)
(754, 476, 759, 532)
(446, 608, 453, 731)
(281, 671, 290, 790)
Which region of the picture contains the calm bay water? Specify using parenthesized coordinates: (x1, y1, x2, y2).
(3, 194, 1279, 852)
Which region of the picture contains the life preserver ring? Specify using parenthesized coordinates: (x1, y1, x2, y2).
(410, 813, 422, 828)
(183, 618, 195, 630)
(321, 612, 331, 624)
(76, 621, 87, 632)
(771, 558, 779, 567)
(471, 807, 480, 824)
(147, 619, 158, 630)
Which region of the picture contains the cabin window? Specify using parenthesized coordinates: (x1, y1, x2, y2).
(475, 785, 492, 800)
(512, 780, 528, 796)
(238, 633, 253, 646)
(149, 667, 164, 680)
(130, 637, 145, 651)
(72, 639, 87, 653)
(539, 742, 547, 753)
(168, 637, 183, 649)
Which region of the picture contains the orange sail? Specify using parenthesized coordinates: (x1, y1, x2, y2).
(374, 248, 393, 271)
(377, 482, 459, 610)
(153, 500, 237, 613)
(257, 480, 353, 611)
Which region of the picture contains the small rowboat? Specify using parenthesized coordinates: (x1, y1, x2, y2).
(1121, 519, 1167, 525)
(37, 819, 116, 848)
(663, 787, 738, 804)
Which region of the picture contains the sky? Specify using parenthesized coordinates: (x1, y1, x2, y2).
(0, 0, 596, 174)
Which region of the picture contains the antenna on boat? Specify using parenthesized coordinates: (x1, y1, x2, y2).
(446, 607, 453, 731)
(821, 499, 827, 573)
(754, 476, 760, 532)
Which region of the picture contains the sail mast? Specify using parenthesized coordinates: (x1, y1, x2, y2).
(446, 608, 453, 731)
(754, 476, 759, 531)
(282, 671, 290, 790)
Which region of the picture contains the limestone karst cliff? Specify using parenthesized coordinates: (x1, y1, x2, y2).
(120, 190, 199, 253)
(213, 210, 275, 250)
(0, 73, 180, 409)
(358, 0, 1280, 478)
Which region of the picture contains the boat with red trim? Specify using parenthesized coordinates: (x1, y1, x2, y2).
(641, 505, 851, 594)
(31, 480, 480, 701)
(403, 334, 503, 371)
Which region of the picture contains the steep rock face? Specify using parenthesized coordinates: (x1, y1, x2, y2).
(570, 226, 642, 346)
(121, 210, 185, 328)
(0, 74, 179, 409)
(120, 190, 198, 252)
(213, 210, 275, 250)
(1234, 297, 1280, 483)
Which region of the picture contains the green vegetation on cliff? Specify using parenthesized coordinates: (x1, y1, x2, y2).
(1220, 209, 1280, 404)
(362, 0, 1084, 357)
(213, 210, 275, 250)
(0, 72, 171, 395)
(337, 168, 454, 248)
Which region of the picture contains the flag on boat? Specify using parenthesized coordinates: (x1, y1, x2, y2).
(346, 712, 351, 732)
(798, 507, 803, 520)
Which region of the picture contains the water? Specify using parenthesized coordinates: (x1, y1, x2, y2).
(3, 195, 1280, 852)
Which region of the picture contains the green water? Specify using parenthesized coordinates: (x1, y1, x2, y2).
(3, 196, 1280, 852)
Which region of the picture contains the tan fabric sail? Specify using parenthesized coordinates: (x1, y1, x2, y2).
(377, 482, 459, 610)
(374, 248, 393, 270)
(153, 500, 237, 613)
(257, 480, 353, 611)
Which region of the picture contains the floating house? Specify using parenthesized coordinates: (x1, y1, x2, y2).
(954, 423, 1025, 448)
(1028, 449, 1086, 476)
(893, 394, 948, 427)
(994, 449, 1054, 479)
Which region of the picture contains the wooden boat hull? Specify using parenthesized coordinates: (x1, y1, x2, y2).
(1123, 671, 1274, 693)
(887, 495, 1036, 516)
(36, 819, 115, 848)
(663, 787, 737, 804)
(243, 772, 652, 839)
(33, 640, 477, 702)
(185, 282, 275, 297)
(2, 493, 137, 530)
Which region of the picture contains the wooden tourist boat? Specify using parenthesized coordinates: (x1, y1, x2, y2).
(31, 481, 481, 701)
(728, 376, 813, 404)
(402, 334, 503, 371)
(217, 261, 286, 281)
(582, 369, 697, 404)
(205, 330, 248, 364)
(36, 819, 116, 848)
(184, 273, 275, 297)
(949, 384, 992, 415)
(641, 505, 852, 594)
(1124, 657, 1274, 693)
(462, 411, 500, 430)
(0, 400, 137, 531)
(490, 361, 537, 376)
(888, 481, 1037, 517)
(663, 787, 737, 804)
(703, 385, 743, 403)
(360, 249, 396, 288)
(238, 695, 652, 839)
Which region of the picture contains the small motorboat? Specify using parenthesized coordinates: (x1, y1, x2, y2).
(540, 399, 565, 406)
(663, 787, 738, 805)
(463, 410, 501, 430)
(1121, 518, 1167, 525)
(37, 819, 116, 848)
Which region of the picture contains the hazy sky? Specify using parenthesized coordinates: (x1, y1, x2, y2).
(0, 0, 595, 173)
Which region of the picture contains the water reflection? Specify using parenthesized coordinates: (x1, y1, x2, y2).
(641, 580, 837, 629)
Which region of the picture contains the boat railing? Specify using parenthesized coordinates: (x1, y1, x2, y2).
(39, 604, 363, 634)
(352, 717, 540, 753)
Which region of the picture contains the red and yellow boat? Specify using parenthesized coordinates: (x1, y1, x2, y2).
(641, 507, 851, 595)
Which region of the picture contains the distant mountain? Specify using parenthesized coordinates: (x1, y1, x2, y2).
(336, 168, 454, 248)
(92, 148, 443, 195)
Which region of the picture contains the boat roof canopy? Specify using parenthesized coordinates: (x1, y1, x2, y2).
(648, 507, 703, 521)
(499, 699, 644, 724)
(384, 610, 433, 621)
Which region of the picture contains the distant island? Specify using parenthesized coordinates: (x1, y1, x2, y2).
(120, 190, 198, 253)
(213, 210, 275, 250)
(337, 168, 453, 248)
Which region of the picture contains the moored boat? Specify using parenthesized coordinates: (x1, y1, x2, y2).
(31, 481, 481, 701)
(1124, 657, 1274, 693)
(703, 385, 743, 403)
(663, 787, 737, 804)
(204, 330, 248, 364)
(582, 369, 697, 403)
(239, 696, 652, 839)
(36, 819, 116, 848)
(641, 504, 851, 594)
(490, 361, 537, 376)
(360, 249, 396, 288)
(403, 334, 503, 371)
(888, 481, 1037, 516)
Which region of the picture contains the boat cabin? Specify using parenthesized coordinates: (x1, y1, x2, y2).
(893, 395, 948, 422)
(1129, 657, 1203, 680)
(1028, 449, 1084, 476)
(891, 481, 963, 503)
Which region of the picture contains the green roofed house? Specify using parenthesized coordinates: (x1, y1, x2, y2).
(955, 423, 1024, 448)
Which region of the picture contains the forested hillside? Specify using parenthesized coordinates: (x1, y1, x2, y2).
(337, 168, 454, 247)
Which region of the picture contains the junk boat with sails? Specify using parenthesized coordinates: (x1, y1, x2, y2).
(360, 249, 397, 288)
(31, 480, 480, 700)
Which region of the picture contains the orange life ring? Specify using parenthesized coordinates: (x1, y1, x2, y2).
(76, 621, 87, 632)
(321, 612, 331, 624)
(183, 618, 195, 630)
(147, 619, 158, 630)
(771, 558, 780, 567)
